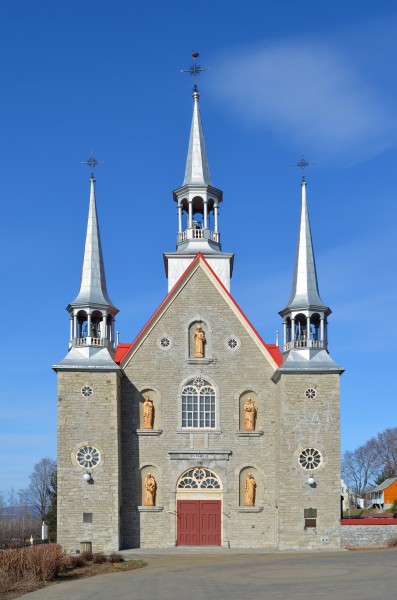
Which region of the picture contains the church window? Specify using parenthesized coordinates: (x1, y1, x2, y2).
(226, 335, 241, 351)
(178, 468, 221, 489)
(76, 445, 100, 468)
(81, 386, 93, 397)
(157, 334, 173, 351)
(299, 448, 322, 470)
(181, 378, 215, 428)
(305, 388, 316, 399)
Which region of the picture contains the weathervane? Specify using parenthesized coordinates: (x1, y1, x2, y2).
(181, 51, 208, 93)
(81, 153, 103, 178)
(292, 155, 315, 181)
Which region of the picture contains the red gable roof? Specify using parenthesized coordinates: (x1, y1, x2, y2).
(114, 253, 282, 368)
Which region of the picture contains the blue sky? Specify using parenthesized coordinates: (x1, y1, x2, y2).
(0, 0, 396, 492)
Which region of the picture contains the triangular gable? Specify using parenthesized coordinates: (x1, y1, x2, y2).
(117, 253, 282, 370)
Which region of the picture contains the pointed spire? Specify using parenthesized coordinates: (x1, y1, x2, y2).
(70, 176, 115, 309)
(284, 178, 327, 311)
(183, 89, 212, 186)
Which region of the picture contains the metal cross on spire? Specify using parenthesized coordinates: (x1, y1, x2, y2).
(181, 51, 209, 93)
(81, 153, 103, 178)
(292, 155, 316, 181)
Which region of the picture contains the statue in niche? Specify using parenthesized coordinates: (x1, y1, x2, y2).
(243, 397, 257, 431)
(194, 324, 206, 358)
(244, 473, 257, 506)
(143, 397, 154, 430)
(144, 472, 157, 506)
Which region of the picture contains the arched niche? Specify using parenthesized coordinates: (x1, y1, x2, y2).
(239, 391, 259, 431)
(187, 317, 212, 360)
(139, 388, 159, 430)
(239, 466, 259, 507)
(140, 465, 159, 507)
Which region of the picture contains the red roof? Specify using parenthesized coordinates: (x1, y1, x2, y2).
(113, 253, 283, 368)
(113, 343, 131, 364)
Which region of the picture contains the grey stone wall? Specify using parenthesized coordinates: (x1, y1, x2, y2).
(341, 524, 397, 547)
(57, 370, 121, 553)
(276, 373, 341, 550)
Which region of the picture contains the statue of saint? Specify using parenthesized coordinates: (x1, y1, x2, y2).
(194, 324, 206, 358)
(243, 398, 257, 431)
(244, 473, 256, 506)
(144, 472, 157, 506)
(143, 397, 154, 430)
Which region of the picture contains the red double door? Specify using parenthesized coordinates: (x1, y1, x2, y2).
(177, 500, 221, 546)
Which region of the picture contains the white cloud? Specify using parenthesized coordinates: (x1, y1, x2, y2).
(209, 40, 397, 162)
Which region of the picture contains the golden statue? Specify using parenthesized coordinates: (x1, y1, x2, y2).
(243, 398, 257, 431)
(245, 473, 256, 506)
(143, 397, 154, 430)
(144, 472, 157, 506)
(194, 324, 206, 358)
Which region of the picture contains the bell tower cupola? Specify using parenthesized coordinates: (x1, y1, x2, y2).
(54, 157, 119, 370)
(278, 160, 342, 372)
(164, 53, 234, 292)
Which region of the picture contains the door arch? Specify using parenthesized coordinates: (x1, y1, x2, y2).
(176, 467, 222, 546)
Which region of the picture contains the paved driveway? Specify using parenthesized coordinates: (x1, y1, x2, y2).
(21, 548, 397, 600)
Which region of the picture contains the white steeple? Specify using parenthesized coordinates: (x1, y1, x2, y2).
(278, 172, 342, 372)
(164, 62, 234, 292)
(54, 166, 119, 369)
(70, 176, 116, 309)
(183, 89, 212, 186)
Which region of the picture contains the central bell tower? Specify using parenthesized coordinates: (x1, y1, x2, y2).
(164, 70, 234, 291)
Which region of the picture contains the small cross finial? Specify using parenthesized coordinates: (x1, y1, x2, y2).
(292, 155, 316, 181)
(181, 51, 209, 94)
(81, 153, 103, 178)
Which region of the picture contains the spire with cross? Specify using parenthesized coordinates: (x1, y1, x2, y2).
(180, 51, 209, 93)
(292, 155, 316, 181)
(81, 154, 103, 179)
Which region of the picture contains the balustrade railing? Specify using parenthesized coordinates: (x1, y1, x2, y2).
(74, 337, 105, 347)
(177, 229, 220, 244)
(283, 339, 324, 352)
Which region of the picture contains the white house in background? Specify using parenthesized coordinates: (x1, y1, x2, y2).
(341, 479, 364, 511)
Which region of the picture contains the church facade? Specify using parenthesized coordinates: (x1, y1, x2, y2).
(54, 84, 343, 552)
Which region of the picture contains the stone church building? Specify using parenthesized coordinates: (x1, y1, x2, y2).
(53, 84, 343, 551)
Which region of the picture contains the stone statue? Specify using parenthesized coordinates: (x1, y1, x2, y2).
(144, 472, 157, 506)
(143, 397, 154, 430)
(194, 324, 206, 358)
(244, 473, 256, 506)
(243, 398, 257, 431)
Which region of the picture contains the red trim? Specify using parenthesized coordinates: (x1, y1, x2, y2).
(341, 519, 397, 526)
(114, 253, 282, 367)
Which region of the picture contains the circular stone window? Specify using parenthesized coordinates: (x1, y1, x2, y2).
(225, 335, 241, 351)
(76, 446, 100, 469)
(157, 335, 173, 351)
(299, 448, 322, 470)
(305, 388, 316, 399)
(81, 386, 93, 397)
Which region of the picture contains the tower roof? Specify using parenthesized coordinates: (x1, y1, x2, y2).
(70, 176, 116, 310)
(281, 178, 328, 314)
(183, 89, 212, 186)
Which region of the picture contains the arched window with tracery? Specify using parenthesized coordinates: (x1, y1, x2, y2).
(181, 378, 216, 428)
(177, 467, 221, 489)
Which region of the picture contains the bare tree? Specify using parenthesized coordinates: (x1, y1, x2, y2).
(374, 428, 397, 478)
(27, 458, 56, 520)
(342, 438, 381, 499)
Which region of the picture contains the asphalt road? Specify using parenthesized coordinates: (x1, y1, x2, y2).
(21, 548, 397, 600)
